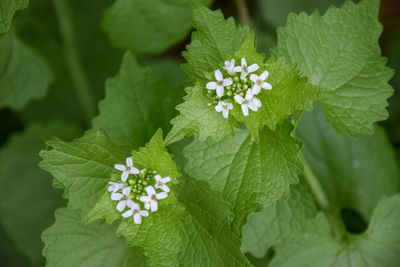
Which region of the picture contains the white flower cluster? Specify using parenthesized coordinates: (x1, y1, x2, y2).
(206, 57, 272, 118)
(108, 156, 171, 224)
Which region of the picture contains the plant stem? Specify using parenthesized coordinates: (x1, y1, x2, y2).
(234, 0, 250, 25)
(54, 0, 96, 125)
(300, 153, 346, 237)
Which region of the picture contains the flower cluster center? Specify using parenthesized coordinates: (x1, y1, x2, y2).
(205, 57, 272, 119)
(108, 156, 171, 224)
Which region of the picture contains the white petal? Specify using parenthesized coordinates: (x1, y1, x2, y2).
(126, 199, 135, 208)
(154, 175, 162, 181)
(114, 164, 125, 171)
(130, 202, 140, 210)
(234, 95, 244, 104)
(122, 187, 131, 196)
(253, 97, 262, 107)
(140, 196, 151, 203)
(206, 81, 217, 90)
(156, 192, 168, 200)
(223, 78, 233, 86)
(161, 185, 170, 193)
(248, 101, 258, 111)
(216, 86, 224, 97)
(122, 209, 133, 218)
(140, 210, 149, 217)
(222, 109, 229, 119)
(241, 57, 247, 67)
(215, 104, 223, 112)
(241, 105, 249, 116)
(259, 70, 269, 80)
(262, 82, 272, 90)
(129, 167, 140, 174)
(121, 171, 129, 181)
(215, 69, 223, 81)
(252, 85, 261, 95)
(245, 90, 254, 100)
(145, 186, 156, 196)
(227, 103, 233, 109)
(150, 200, 158, 212)
(116, 201, 126, 212)
(133, 214, 142, 224)
(224, 60, 231, 68)
(233, 66, 242, 72)
(240, 72, 247, 80)
(162, 177, 171, 183)
(144, 203, 150, 210)
(126, 157, 133, 167)
(250, 74, 258, 83)
(247, 64, 259, 73)
(111, 193, 123, 201)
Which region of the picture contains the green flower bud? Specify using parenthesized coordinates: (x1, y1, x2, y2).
(242, 84, 249, 90)
(233, 76, 240, 82)
(242, 78, 248, 83)
(226, 86, 232, 91)
(226, 91, 232, 96)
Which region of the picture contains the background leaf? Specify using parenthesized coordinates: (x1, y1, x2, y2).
(0, 31, 53, 110)
(0, 122, 80, 266)
(101, 0, 212, 54)
(0, 0, 28, 33)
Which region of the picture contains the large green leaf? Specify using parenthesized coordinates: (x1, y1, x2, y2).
(270, 195, 400, 267)
(183, 122, 302, 233)
(275, 0, 393, 135)
(297, 108, 400, 219)
(101, 0, 211, 54)
(92, 52, 183, 146)
(241, 180, 317, 258)
(0, 32, 53, 110)
(40, 130, 250, 266)
(0, 0, 28, 33)
(0, 122, 80, 266)
(42, 208, 147, 267)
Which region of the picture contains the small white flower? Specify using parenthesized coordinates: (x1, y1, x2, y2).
(114, 157, 140, 182)
(235, 58, 259, 79)
(223, 59, 236, 75)
(154, 175, 171, 193)
(107, 181, 127, 193)
(250, 71, 272, 94)
(215, 101, 233, 119)
(206, 69, 233, 97)
(122, 202, 149, 224)
(111, 187, 134, 212)
(234, 90, 262, 116)
(140, 186, 168, 212)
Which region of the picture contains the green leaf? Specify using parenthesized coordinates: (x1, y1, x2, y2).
(0, 31, 53, 110)
(117, 178, 251, 267)
(39, 129, 132, 213)
(0, 0, 28, 33)
(270, 194, 400, 267)
(275, 0, 393, 135)
(165, 85, 236, 145)
(181, 4, 250, 82)
(101, 0, 211, 54)
(42, 208, 147, 267)
(0, 122, 80, 266)
(297, 108, 400, 219)
(40, 128, 250, 266)
(93, 52, 184, 146)
(183, 122, 302, 233)
(241, 180, 317, 258)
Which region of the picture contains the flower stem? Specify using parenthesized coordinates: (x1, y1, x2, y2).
(54, 0, 96, 125)
(234, 0, 250, 25)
